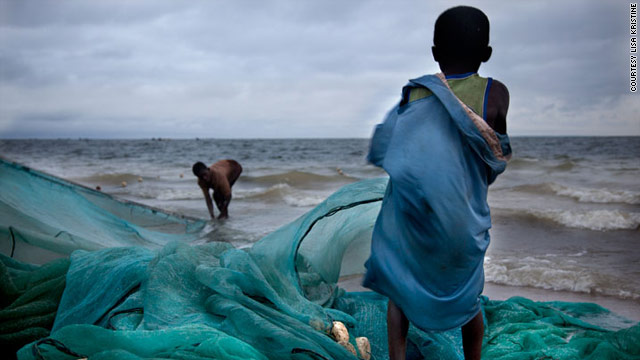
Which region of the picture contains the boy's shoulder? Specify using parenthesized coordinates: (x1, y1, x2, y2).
(486, 78, 509, 134)
(489, 78, 509, 99)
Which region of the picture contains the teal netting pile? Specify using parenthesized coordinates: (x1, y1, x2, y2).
(1, 160, 639, 359)
(0, 158, 205, 264)
(0, 254, 69, 356)
(481, 297, 640, 359)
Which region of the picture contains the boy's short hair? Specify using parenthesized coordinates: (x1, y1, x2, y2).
(433, 6, 489, 60)
(192, 161, 207, 177)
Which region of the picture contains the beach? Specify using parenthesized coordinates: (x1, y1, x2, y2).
(339, 275, 640, 324)
(1, 137, 639, 324)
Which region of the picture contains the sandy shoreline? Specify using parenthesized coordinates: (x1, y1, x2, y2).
(338, 275, 640, 323)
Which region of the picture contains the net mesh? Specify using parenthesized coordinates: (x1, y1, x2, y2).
(1, 160, 638, 359)
(0, 159, 205, 264)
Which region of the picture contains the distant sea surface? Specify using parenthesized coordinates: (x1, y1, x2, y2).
(1, 137, 639, 304)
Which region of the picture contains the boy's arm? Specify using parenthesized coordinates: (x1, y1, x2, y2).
(367, 104, 400, 167)
(199, 182, 215, 219)
(486, 79, 509, 134)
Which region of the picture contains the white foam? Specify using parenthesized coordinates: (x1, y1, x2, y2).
(528, 209, 640, 231)
(283, 192, 327, 207)
(156, 189, 201, 201)
(234, 184, 290, 200)
(568, 250, 588, 257)
(484, 256, 640, 300)
(549, 183, 640, 204)
(235, 184, 326, 207)
(137, 183, 325, 207)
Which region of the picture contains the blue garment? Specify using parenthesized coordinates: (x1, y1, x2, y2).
(362, 74, 511, 331)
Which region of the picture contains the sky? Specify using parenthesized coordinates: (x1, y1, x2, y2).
(0, 0, 638, 138)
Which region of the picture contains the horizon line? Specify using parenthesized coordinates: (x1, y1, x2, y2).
(1, 134, 640, 141)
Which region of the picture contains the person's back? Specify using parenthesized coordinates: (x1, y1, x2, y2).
(362, 6, 511, 360)
(193, 160, 243, 219)
(407, 72, 508, 134)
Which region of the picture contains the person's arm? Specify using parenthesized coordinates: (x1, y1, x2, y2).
(199, 183, 215, 219)
(486, 79, 509, 134)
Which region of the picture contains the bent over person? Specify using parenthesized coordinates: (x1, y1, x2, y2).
(192, 160, 242, 219)
(362, 6, 511, 360)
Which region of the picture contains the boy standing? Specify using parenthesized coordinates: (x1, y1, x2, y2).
(362, 6, 511, 360)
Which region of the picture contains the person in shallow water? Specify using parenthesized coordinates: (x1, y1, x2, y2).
(192, 160, 243, 219)
(362, 6, 510, 360)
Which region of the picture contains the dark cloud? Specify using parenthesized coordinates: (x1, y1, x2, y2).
(0, 53, 33, 83)
(16, 112, 80, 123)
(0, 0, 185, 28)
(0, 0, 637, 138)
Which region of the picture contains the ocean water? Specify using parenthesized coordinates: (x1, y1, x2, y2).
(1, 137, 638, 303)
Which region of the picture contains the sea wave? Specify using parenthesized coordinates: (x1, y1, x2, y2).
(129, 183, 328, 207)
(236, 184, 327, 207)
(484, 256, 640, 300)
(118, 182, 328, 207)
(505, 157, 540, 169)
(548, 183, 640, 204)
(242, 170, 358, 188)
(156, 189, 201, 201)
(510, 182, 640, 204)
(75, 173, 143, 186)
(234, 183, 291, 200)
(506, 157, 577, 171)
(283, 193, 327, 207)
(549, 161, 577, 171)
(525, 209, 640, 231)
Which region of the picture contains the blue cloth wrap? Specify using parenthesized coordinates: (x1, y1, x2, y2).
(363, 74, 511, 331)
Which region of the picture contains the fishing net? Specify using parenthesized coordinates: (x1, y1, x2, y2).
(0, 159, 205, 264)
(1, 159, 638, 359)
(0, 255, 69, 356)
(481, 297, 640, 360)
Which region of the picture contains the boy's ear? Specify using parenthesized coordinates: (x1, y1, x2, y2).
(481, 46, 492, 63)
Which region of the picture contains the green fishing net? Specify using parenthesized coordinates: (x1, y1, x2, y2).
(0, 255, 69, 356)
(0, 159, 205, 264)
(1, 159, 639, 359)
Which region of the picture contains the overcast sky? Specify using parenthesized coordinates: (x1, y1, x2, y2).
(0, 0, 637, 138)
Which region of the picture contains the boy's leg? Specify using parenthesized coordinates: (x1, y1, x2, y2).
(213, 192, 228, 218)
(387, 299, 409, 360)
(461, 310, 484, 360)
